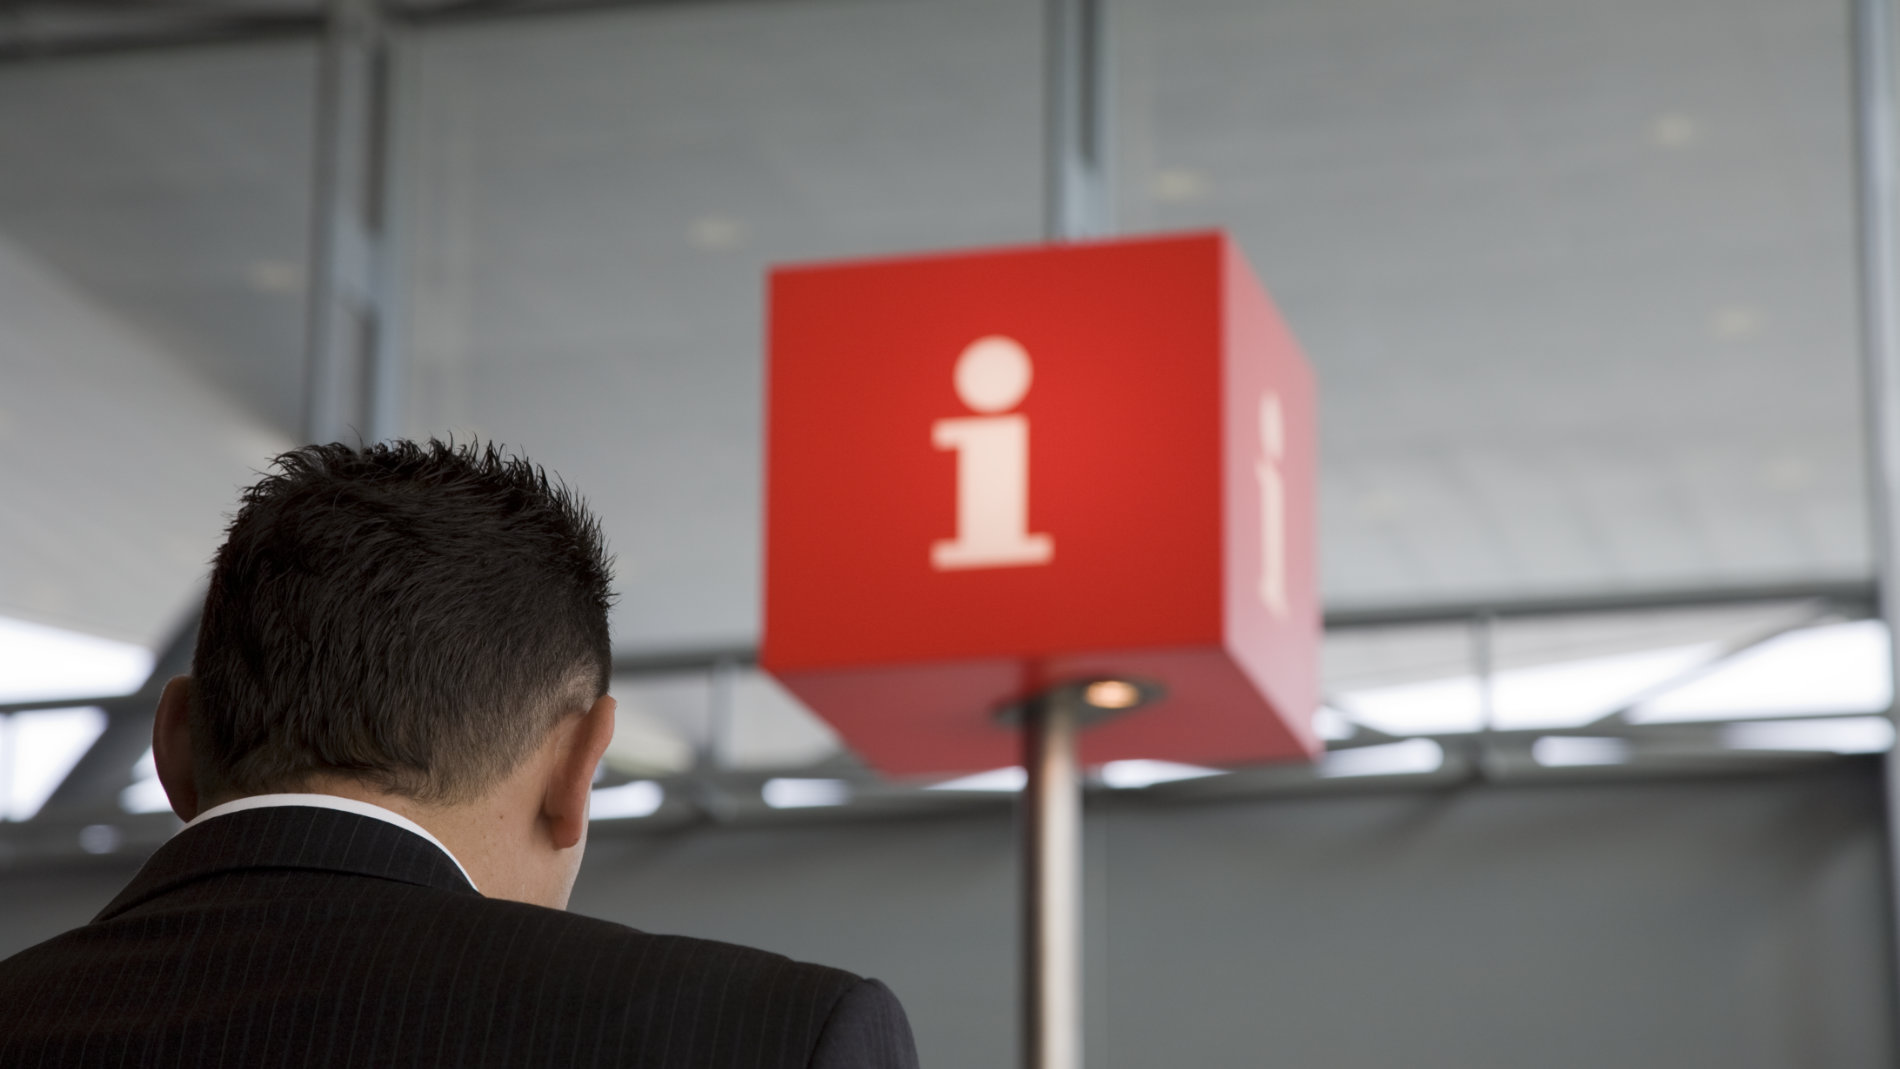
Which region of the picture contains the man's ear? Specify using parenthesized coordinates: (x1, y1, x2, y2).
(544, 694, 616, 851)
(152, 675, 201, 822)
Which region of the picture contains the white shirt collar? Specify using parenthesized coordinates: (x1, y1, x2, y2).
(185, 792, 480, 892)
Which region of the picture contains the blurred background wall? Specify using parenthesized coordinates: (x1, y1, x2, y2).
(2, 765, 1889, 1067)
(1, 1, 1895, 1065)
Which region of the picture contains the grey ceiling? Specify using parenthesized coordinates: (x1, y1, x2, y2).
(0, 43, 310, 646)
(1122, 0, 1868, 608)
(0, 0, 1873, 657)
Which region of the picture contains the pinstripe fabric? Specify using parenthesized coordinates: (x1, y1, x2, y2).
(0, 807, 920, 1068)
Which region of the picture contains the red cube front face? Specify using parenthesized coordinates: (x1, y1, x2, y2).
(764, 232, 1319, 775)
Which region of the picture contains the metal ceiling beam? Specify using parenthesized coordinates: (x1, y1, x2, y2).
(602, 581, 1876, 681)
(1321, 579, 1876, 629)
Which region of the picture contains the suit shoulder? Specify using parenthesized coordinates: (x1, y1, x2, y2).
(466, 896, 864, 998)
(451, 898, 874, 1060)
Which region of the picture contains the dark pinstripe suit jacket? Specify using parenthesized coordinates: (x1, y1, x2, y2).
(0, 806, 920, 1067)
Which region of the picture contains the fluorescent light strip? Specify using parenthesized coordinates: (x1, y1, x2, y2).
(761, 778, 851, 809)
(1317, 739, 1444, 778)
(1722, 716, 1895, 754)
(1634, 621, 1892, 722)
(0, 616, 152, 704)
(120, 776, 172, 816)
(1340, 643, 1720, 737)
(1099, 760, 1224, 789)
(1531, 736, 1631, 768)
(927, 767, 1027, 792)
(2, 707, 108, 821)
(1311, 706, 1357, 742)
(589, 780, 664, 820)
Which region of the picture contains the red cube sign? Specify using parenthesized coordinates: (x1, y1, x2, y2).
(762, 232, 1319, 775)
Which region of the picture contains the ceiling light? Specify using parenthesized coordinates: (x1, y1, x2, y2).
(1317, 738, 1444, 779)
(1311, 706, 1356, 741)
(120, 776, 172, 816)
(78, 824, 122, 855)
(761, 778, 851, 809)
(1149, 168, 1210, 203)
(589, 780, 664, 820)
(1531, 736, 1631, 768)
(688, 216, 744, 250)
(1647, 112, 1697, 149)
(1631, 621, 1890, 722)
(2, 707, 107, 821)
(927, 767, 1026, 792)
(1099, 759, 1224, 789)
(242, 259, 304, 295)
(1709, 304, 1763, 341)
(602, 703, 695, 776)
(0, 615, 152, 704)
(1340, 641, 1719, 736)
(1723, 716, 1894, 755)
(1082, 680, 1142, 710)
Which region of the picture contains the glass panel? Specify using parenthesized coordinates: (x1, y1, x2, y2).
(1116, 0, 1864, 610)
(606, 667, 843, 774)
(1487, 601, 1826, 728)
(1631, 618, 1892, 721)
(728, 671, 843, 770)
(605, 672, 708, 776)
(1325, 601, 1861, 735)
(0, 707, 106, 822)
(0, 616, 151, 704)
(1324, 622, 1476, 734)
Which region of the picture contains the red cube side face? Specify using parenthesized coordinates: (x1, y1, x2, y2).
(763, 232, 1319, 775)
(1221, 241, 1323, 756)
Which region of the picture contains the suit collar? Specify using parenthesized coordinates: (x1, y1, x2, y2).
(96, 805, 479, 922)
(185, 792, 479, 889)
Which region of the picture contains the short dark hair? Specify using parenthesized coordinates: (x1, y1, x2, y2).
(190, 439, 614, 804)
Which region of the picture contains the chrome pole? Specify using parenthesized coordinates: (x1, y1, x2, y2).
(1022, 694, 1083, 1069)
(1850, 0, 1900, 1041)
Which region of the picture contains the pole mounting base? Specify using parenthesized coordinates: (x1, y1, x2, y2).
(993, 677, 1166, 730)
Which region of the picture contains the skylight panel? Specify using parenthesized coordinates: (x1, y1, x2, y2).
(0, 616, 152, 704)
(1337, 642, 1719, 735)
(1629, 620, 1891, 722)
(1, 707, 107, 821)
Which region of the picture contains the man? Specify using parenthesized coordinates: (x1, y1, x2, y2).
(0, 440, 920, 1068)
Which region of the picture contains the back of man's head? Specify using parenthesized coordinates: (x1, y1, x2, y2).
(189, 439, 614, 806)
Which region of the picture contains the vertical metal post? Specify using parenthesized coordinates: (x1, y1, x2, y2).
(708, 655, 739, 771)
(1471, 611, 1497, 777)
(1851, 0, 1900, 1039)
(1045, 0, 1113, 242)
(305, 0, 409, 445)
(1472, 612, 1496, 731)
(1023, 695, 1083, 1069)
(1028, 4, 1110, 1067)
(0, 714, 12, 823)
